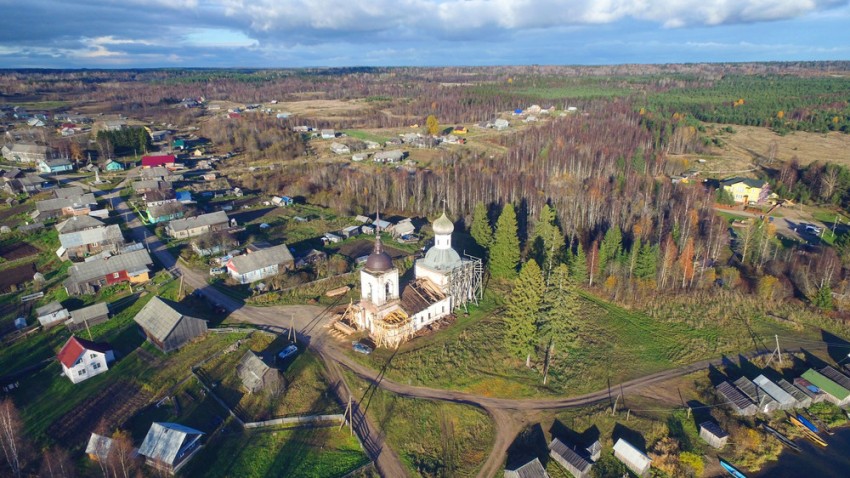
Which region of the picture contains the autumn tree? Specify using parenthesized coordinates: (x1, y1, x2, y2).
(426, 115, 440, 136)
(504, 259, 544, 367)
(0, 399, 29, 478)
(537, 264, 580, 384)
(39, 446, 74, 478)
(490, 203, 520, 280)
(470, 202, 493, 250)
(107, 430, 138, 478)
(679, 237, 695, 288)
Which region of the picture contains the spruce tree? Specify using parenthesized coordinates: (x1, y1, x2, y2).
(490, 203, 521, 280)
(530, 204, 564, 279)
(570, 243, 588, 285)
(813, 284, 834, 310)
(597, 226, 622, 279)
(470, 202, 493, 250)
(635, 243, 658, 280)
(504, 259, 544, 364)
(538, 264, 581, 383)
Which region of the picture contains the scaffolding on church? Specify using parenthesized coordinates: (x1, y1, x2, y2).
(446, 253, 484, 312)
(372, 309, 415, 348)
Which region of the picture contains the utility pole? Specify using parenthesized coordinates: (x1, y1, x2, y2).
(288, 313, 296, 344)
(768, 334, 783, 366)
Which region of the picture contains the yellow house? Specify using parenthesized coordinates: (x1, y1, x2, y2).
(721, 178, 770, 204)
(453, 126, 468, 135)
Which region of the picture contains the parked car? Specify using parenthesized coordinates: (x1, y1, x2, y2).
(805, 225, 822, 234)
(352, 342, 372, 355)
(278, 344, 298, 361)
(209, 267, 225, 275)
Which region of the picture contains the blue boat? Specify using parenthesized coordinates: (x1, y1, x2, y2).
(719, 458, 748, 478)
(796, 414, 819, 434)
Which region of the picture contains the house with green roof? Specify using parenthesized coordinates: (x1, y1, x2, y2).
(801, 369, 850, 406)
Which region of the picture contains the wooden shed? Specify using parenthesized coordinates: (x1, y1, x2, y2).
(549, 438, 592, 478)
(133, 297, 208, 353)
(715, 381, 758, 416)
(753, 375, 797, 410)
(777, 378, 812, 408)
(613, 439, 651, 477)
(504, 457, 549, 478)
(66, 302, 110, 332)
(699, 421, 729, 449)
(236, 351, 282, 394)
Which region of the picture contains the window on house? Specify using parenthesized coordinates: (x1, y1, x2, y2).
(78, 369, 86, 375)
(93, 362, 101, 369)
(90, 353, 96, 359)
(113, 272, 120, 279)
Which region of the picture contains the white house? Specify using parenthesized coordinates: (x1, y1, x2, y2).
(321, 129, 336, 139)
(330, 142, 350, 155)
(227, 244, 294, 284)
(57, 336, 115, 384)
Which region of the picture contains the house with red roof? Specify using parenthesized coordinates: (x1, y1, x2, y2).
(141, 154, 176, 168)
(58, 336, 115, 384)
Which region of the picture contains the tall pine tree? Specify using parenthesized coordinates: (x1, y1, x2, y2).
(490, 203, 521, 280)
(538, 264, 581, 384)
(504, 259, 544, 365)
(597, 226, 623, 278)
(470, 202, 493, 250)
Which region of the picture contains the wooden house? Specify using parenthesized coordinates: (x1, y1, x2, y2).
(66, 302, 110, 332)
(165, 211, 229, 239)
(549, 438, 592, 478)
(138, 422, 204, 475)
(64, 249, 153, 295)
(85, 433, 113, 462)
(236, 351, 281, 394)
(58, 336, 115, 384)
(133, 297, 208, 353)
(226, 244, 294, 284)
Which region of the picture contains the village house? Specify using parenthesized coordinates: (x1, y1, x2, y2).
(35, 193, 97, 219)
(138, 422, 205, 475)
(64, 249, 154, 295)
(271, 195, 293, 207)
(364, 140, 381, 149)
(66, 302, 110, 332)
(102, 120, 126, 131)
(504, 457, 549, 478)
(494, 118, 510, 130)
(141, 154, 176, 168)
(102, 159, 124, 171)
(3, 172, 50, 196)
(352, 152, 369, 162)
(321, 129, 336, 139)
(613, 439, 651, 477)
(295, 249, 327, 268)
(37, 158, 74, 174)
(720, 178, 771, 204)
(165, 211, 230, 239)
(133, 296, 208, 353)
(57, 218, 124, 260)
(237, 351, 282, 394)
(330, 142, 351, 155)
(57, 336, 115, 384)
(145, 202, 185, 224)
(373, 150, 405, 163)
(139, 166, 179, 181)
(1, 143, 51, 163)
(36, 301, 70, 327)
(549, 438, 593, 478)
(391, 218, 415, 239)
(227, 244, 294, 284)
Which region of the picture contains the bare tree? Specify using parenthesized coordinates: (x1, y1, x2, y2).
(39, 446, 75, 478)
(0, 399, 29, 478)
(107, 430, 138, 478)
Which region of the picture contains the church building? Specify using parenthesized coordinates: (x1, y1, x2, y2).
(353, 213, 482, 347)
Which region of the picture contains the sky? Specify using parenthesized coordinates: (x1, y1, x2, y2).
(0, 0, 849, 68)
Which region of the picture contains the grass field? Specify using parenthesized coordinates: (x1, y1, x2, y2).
(345, 370, 494, 477)
(182, 426, 369, 478)
(199, 338, 342, 421)
(352, 287, 819, 399)
(343, 129, 390, 143)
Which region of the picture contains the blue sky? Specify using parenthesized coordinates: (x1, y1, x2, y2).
(0, 0, 848, 68)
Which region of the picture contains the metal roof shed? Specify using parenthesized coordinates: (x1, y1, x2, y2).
(138, 422, 204, 474)
(504, 457, 549, 478)
(549, 438, 592, 478)
(613, 439, 651, 477)
(699, 421, 729, 449)
(803, 369, 850, 405)
(753, 375, 797, 410)
(777, 378, 812, 408)
(715, 381, 757, 416)
(734, 376, 778, 414)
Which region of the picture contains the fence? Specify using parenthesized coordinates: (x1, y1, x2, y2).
(243, 414, 344, 429)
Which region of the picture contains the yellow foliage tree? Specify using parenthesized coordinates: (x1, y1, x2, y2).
(777, 110, 785, 119)
(426, 115, 439, 136)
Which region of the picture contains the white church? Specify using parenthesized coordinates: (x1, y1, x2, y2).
(352, 213, 482, 348)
